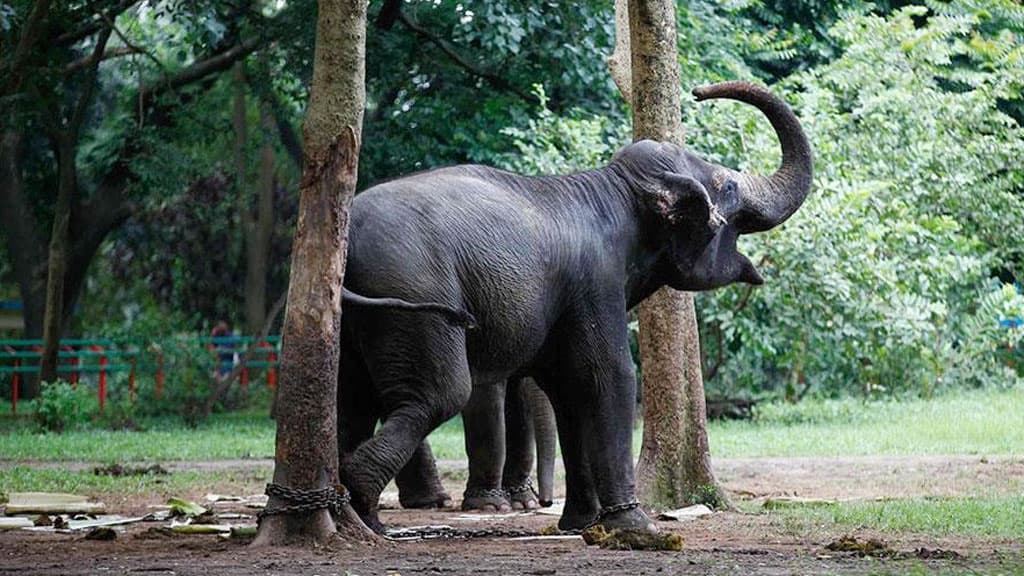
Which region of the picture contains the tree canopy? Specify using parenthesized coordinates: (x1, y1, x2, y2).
(1, 0, 1022, 401)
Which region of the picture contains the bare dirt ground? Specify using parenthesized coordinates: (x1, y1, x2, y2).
(2, 455, 1023, 575)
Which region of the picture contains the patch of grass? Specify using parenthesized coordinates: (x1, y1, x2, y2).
(425, 418, 466, 459)
(0, 412, 276, 461)
(0, 407, 467, 462)
(2, 387, 1021, 463)
(705, 387, 1024, 458)
(0, 467, 265, 500)
(770, 495, 1024, 538)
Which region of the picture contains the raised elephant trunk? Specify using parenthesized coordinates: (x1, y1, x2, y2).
(693, 81, 813, 234)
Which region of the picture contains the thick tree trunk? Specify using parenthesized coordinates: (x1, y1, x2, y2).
(612, 0, 730, 510)
(252, 0, 370, 547)
(39, 135, 76, 384)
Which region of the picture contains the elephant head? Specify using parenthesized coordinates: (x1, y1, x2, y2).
(614, 81, 813, 291)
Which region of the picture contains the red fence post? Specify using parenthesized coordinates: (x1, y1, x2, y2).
(91, 345, 107, 412)
(6, 346, 18, 415)
(156, 354, 164, 400)
(266, 342, 277, 389)
(11, 359, 17, 415)
(129, 355, 137, 401)
(64, 345, 79, 387)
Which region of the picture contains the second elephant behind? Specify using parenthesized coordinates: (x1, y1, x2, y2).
(397, 377, 558, 511)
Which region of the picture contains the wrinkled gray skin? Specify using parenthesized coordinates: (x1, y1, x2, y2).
(337, 82, 812, 534)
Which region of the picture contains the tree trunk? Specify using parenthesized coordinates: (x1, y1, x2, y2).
(611, 0, 730, 510)
(0, 130, 44, 396)
(39, 134, 76, 384)
(235, 61, 265, 336)
(244, 74, 275, 336)
(252, 0, 370, 547)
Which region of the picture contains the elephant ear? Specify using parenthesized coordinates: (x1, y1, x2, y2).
(647, 172, 728, 230)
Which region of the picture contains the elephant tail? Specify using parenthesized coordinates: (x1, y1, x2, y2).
(342, 287, 477, 329)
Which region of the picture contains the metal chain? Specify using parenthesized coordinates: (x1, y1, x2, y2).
(593, 500, 641, 522)
(462, 486, 510, 501)
(257, 483, 351, 522)
(504, 477, 538, 500)
(385, 525, 541, 541)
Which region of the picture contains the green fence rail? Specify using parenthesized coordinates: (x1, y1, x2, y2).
(0, 336, 281, 415)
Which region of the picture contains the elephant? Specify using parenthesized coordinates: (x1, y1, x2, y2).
(336, 81, 812, 534)
(396, 376, 558, 512)
(461, 376, 557, 511)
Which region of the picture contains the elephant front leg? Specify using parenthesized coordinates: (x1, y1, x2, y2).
(461, 382, 511, 511)
(557, 306, 656, 533)
(576, 366, 655, 533)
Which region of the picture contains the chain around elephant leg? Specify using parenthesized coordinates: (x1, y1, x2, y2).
(461, 486, 511, 511)
(505, 476, 540, 510)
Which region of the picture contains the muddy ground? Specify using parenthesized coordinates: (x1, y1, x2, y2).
(2, 455, 1022, 575)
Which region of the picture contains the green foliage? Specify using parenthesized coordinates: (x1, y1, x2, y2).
(694, 4, 1024, 398)
(31, 380, 94, 433)
(498, 85, 628, 175)
(687, 483, 729, 509)
(501, 2, 1024, 400)
(361, 0, 624, 184)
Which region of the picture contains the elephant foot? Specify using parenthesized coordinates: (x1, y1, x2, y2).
(505, 478, 540, 511)
(350, 504, 386, 535)
(590, 502, 657, 534)
(461, 487, 511, 512)
(399, 489, 454, 510)
(557, 505, 599, 531)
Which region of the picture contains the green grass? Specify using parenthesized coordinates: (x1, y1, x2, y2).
(0, 411, 277, 461)
(1, 387, 1021, 463)
(0, 467, 265, 500)
(706, 387, 1024, 458)
(770, 495, 1024, 539)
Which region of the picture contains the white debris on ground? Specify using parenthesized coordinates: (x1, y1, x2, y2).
(0, 493, 257, 537)
(657, 504, 714, 521)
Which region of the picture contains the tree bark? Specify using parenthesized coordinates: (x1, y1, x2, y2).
(252, 0, 370, 547)
(613, 0, 730, 510)
(243, 60, 275, 336)
(38, 26, 112, 385)
(39, 135, 76, 383)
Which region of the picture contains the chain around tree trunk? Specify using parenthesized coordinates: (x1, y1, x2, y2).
(256, 483, 351, 523)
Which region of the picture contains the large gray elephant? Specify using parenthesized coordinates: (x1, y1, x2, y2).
(337, 82, 812, 533)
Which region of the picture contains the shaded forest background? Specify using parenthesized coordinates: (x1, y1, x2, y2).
(1, 0, 1022, 404)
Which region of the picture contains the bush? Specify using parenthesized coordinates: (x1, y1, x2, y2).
(693, 3, 1024, 398)
(32, 380, 94, 433)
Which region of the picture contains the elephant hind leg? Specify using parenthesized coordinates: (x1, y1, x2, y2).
(340, 319, 472, 532)
(395, 440, 453, 509)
